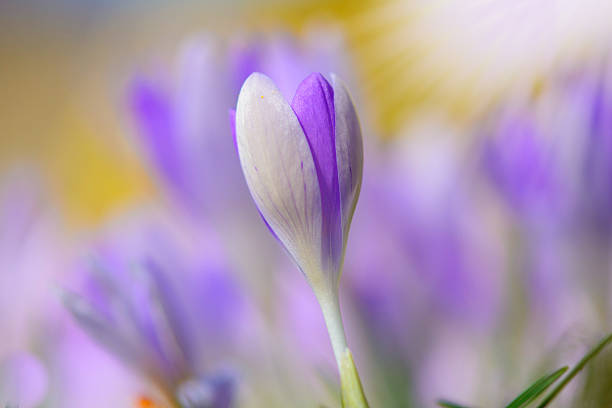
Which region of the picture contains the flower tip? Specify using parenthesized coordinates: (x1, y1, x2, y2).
(293, 72, 333, 100)
(240, 71, 271, 89)
(236, 72, 282, 109)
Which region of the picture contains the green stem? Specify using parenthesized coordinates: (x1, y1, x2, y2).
(316, 288, 370, 408)
(339, 348, 370, 408)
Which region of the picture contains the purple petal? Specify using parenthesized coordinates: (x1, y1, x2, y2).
(145, 261, 195, 372)
(129, 77, 194, 206)
(291, 73, 343, 273)
(191, 265, 245, 345)
(581, 76, 612, 232)
(482, 114, 556, 213)
(129, 266, 185, 383)
(589, 75, 612, 136)
(61, 289, 152, 377)
(90, 252, 184, 383)
(331, 74, 363, 245)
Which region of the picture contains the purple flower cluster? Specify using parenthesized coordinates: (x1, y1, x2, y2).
(3, 29, 612, 408)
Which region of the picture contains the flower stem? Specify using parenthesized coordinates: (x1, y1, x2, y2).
(317, 288, 348, 364)
(339, 348, 369, 408)
(316, 288, 370, 408)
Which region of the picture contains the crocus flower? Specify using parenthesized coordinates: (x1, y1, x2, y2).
(63, 262, 235, 408)
(61, 218, 245, 408)
(129, 37, 238, 216)
(481, 111, 559, 219)
(232, 72, 367, 407)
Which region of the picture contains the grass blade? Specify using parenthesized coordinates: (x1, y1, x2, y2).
(505, 366, 568, 408)
(537, 332, 612, 408)
(437, 399, 474, 408)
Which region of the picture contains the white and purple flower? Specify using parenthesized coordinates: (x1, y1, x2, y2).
(232, 72, 362, 297)
(231, 72, 367, 407)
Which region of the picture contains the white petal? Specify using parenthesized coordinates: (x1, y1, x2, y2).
(331, 74, 364, 243)
(235, 73, 324, 276)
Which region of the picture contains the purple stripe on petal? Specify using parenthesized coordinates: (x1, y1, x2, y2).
(291, 73, 342, 272)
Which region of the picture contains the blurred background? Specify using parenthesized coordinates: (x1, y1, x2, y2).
(2, 0, 612, 407)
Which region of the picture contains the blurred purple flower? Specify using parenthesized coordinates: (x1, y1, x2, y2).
(482, 64, 612, 238)
(62, 217, 248, 407)
(376, 131, 503, 328)
(129, 37, 238, 216)
(481, 111, 559, 218)
(130, 78, 195, 208)
(572, 69, 612, 238)
(467, 66, 612, 349)
(344, 162, 423, 353)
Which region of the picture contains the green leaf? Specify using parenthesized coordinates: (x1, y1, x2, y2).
(537, 331, 612, 408)
(437, 399, 474, 408)
(505, 366, 568, 408)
